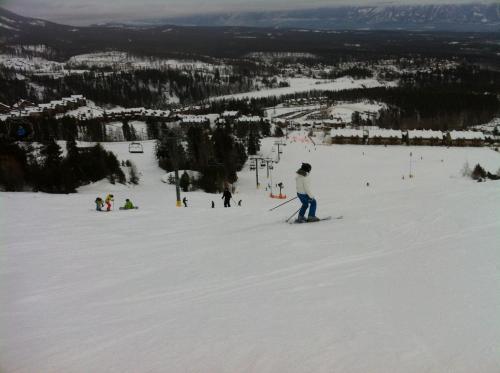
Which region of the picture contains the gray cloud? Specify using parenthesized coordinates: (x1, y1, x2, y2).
(2, 0, 490, 26)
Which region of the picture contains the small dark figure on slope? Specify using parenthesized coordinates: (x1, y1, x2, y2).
(222, 188, 232, 207)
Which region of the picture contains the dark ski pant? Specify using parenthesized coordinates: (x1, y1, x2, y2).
(297, 193, 316, 218)
(224, 198, 231, 207)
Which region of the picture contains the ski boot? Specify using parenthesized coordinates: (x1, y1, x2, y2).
(295, 215, 307, 223)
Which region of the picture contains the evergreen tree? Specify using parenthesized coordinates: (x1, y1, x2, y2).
(61, 137, 81, 191)
(106, 151, 126, 184)
(199, 162, 224, 193)
(130, 124, 137, 141)
(37, 139, 64, 193)
(352, 111, 362, 126)
(471, 164, 487, 180)
(179, 171, 190, 192)
(122, 120, 131, 141)
(146, 118, 160, 139)
(0, 141, 29, 191)
(234, 141, 248, 171)
(128, 162, 140, 185)
(260, 120, 271, 137)
(247, 132, 260, 155)
(212, 127, 238, 183)
(186, 126, 212, 171)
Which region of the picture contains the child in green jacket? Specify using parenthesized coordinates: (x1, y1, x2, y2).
(123, 199, 135, 210)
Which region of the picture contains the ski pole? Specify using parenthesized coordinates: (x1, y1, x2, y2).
(269, 196, 298, 211)
(285, 207, 301, 223)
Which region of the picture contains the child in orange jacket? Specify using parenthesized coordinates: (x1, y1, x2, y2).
(105, 194, 114, 211)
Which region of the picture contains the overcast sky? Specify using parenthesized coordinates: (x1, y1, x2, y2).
(1, 0, 489, 26)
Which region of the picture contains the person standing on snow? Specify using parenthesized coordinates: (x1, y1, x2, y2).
(222, 188, 232, 207)
(182, 197, 188, 207)
(95, 197, 104, 211)
(105, 194, 114, 211)
(295, 163, 319, 222)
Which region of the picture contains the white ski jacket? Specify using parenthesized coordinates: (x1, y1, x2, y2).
(295, 171, 314, 199)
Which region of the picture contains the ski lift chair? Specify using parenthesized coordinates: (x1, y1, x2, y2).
(129, 142, 144, 153)
(249, 158, 257, 170)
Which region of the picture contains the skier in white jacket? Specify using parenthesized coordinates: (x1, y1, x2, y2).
(295, 163, 319, 222)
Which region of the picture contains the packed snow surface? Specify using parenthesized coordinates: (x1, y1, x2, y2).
(1, 137, 500, 373)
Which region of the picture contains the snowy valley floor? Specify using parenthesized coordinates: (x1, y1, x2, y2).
(1, 138, 500, 372)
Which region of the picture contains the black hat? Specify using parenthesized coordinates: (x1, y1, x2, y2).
(301, 163, 312, 172)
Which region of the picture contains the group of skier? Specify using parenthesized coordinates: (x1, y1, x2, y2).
(95, 194, 135, 211)
(92, 162, 317, 221)
(94, 192, 242, 210)
(214, 161, 318, 221)
(95, 194, 113, 211)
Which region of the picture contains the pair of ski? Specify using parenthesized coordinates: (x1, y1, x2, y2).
(288, 215, 343, 224)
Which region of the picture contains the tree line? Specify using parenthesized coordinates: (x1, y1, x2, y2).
(154, 119, 270, 193)
(205, 85, 498, 131)
(0, 116, 107, 143)
(0, 139, 126, 193)
(0, 66, 258, 107)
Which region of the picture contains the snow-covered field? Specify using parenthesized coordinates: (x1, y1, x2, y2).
(328, 101, 386, 122)
(0, 51, 229, 76)
(265, 101, 386, 126)
(67, 52, 228, 73)
(264, 104, 321, 118)
(212, 77, 396, 101)
(1, 137, 500, 373)
(0, 54, 65, 73)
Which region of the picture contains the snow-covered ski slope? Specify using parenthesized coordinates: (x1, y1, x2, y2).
(2, 137, 500, 373)
(211, 77, 396, 101)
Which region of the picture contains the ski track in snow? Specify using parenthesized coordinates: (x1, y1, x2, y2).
(1, 137, 500, 373)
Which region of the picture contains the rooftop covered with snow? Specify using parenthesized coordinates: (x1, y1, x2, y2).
(368, 128, 403, 138)
(330, 128, 364, 137)
(407, 129, 444, 139)
(449, 130, 485, 140)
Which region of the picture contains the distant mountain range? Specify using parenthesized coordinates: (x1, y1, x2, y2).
(138, 3, 500, 32)
(0, 6, 499, 64)
(1, 3, 499, 33)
